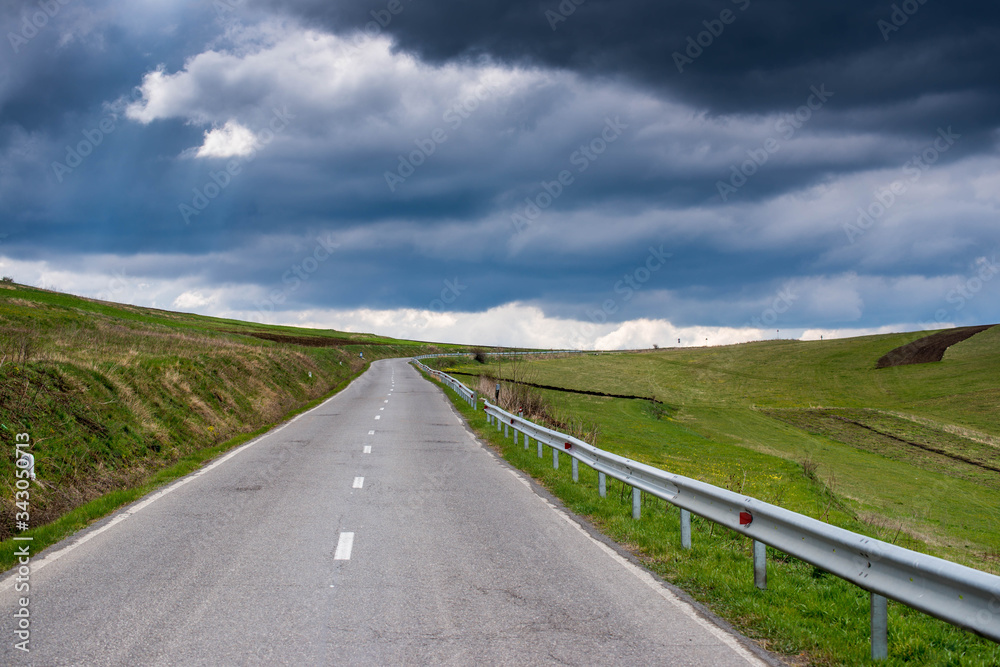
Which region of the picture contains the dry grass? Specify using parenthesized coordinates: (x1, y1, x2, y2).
(0, 298, 401, 541)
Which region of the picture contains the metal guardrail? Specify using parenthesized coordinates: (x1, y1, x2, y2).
(413, 359, 1000, 659)
(413, 350, 579, 361)
(412, 351, 579, 407)
(412, 360, 477, 408)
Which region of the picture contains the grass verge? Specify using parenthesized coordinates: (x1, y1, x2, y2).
(431, 333, 1000, 572)
(0, 363, 363, 573)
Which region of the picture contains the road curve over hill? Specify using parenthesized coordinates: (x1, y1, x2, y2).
(0, 359, 776, 666)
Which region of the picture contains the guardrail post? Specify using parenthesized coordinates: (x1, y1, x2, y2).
(537, 439, 543, 458)
(472, 391, 478, 407)
(496, 416, 501, 432)
(632, 487, 641, 519)
(598, 472, 606, 497)
(680, 509, 691, 549)
(504, 421, 509, 438)
(572, 458, 578, 482)
(753, 540, 767, 590)
(552, 448, 559, 469)
(871, 593, 888, 660)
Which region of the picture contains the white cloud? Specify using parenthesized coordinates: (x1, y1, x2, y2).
(229, 302, 881, 350)
(11, 253, 1000, 362)
(192, 120, 259, 158)
(172, 290, 215, 309)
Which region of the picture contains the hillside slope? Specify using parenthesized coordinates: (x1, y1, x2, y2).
(0, 283, 457, 543)
(434, 327, 1000, 569)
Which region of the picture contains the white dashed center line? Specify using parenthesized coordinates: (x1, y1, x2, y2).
(334, 532, 354, 560)
(374, 415, 380, 420)
(368, 430, 375, 435)
(353, 476, 364, 489)
(363, 446, 371, 454)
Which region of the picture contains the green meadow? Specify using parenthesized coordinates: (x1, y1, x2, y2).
(434, 330, 1000, 571)
(425, 328, 1000, 664)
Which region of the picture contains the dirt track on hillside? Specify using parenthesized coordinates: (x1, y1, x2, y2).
(875, 324, 995, 368)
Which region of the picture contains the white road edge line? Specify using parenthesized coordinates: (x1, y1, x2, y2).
(353, 476, 364, 489)
(503, 468, 767, 667)
(0, 378, 354, 592)
(334, 532, 355, 560)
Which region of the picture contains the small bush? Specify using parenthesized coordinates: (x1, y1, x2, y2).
(1, 276, 13, 284)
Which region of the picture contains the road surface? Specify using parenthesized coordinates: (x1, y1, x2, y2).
(0, 358, 776, 665)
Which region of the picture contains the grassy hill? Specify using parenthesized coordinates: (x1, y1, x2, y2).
(426, 331, 1000, 664)
(0, 281, 463, 561)
(3, 281, 997, 662)
(432, 328, 1000, 571)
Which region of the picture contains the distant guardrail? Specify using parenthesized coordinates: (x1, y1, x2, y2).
(412, 360, 477, 408)
(412, 351, 581, 408)
(412, 358, 1000, 660)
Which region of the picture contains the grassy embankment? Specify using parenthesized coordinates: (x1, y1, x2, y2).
(425, 330, 1000, 665)
(0, 282, 461, 570)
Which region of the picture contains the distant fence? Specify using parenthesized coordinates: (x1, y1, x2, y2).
(412, 357, 1000, 660)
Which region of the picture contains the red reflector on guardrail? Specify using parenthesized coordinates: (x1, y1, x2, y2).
(564, 442, 572, 449)
(739, 511, 753, 526)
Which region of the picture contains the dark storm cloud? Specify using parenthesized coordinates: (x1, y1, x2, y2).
(253, 0, 1000, 131)
(1, 0, 998, 342)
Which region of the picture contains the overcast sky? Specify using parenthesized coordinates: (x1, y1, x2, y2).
(2, 0, 998, 348)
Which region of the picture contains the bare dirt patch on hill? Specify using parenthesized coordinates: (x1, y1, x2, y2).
(875, 324, 994, 368)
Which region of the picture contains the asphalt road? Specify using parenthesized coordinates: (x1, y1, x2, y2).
(0, 358, 776, 665)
